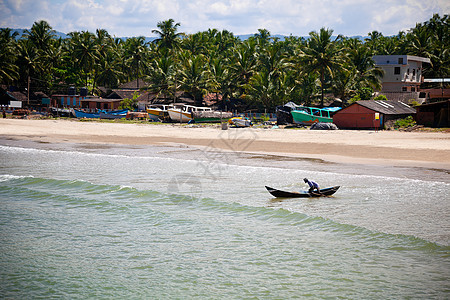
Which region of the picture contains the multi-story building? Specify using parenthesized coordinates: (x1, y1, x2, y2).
(373, 55, 431, 92)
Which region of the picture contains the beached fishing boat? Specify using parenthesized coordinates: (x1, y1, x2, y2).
(265, 185, 340, 198)
(99, 109, 128, 119)
(168, 104, 229, 123)
(74, 109, 101, 118)
(291, 106, 341, 125)
(192, 110, 233, 123)
(146, 104, 173, 121)
(228, 117, 252, 127)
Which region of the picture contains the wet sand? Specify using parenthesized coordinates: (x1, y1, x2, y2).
(1, 119, 449, 170)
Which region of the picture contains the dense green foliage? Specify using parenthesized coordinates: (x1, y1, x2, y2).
(0, 14, 448, 110)
(394, 116, 417, 129)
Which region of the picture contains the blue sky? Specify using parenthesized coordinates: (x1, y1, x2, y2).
(1, 0, 448, 37)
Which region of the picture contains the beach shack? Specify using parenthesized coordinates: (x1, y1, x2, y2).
(415, 100, 450, 127)
(333, 100, 416, 129)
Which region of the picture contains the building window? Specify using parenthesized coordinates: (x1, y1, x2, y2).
(394, 67, 401, 74)
(398, 58, 404, 64)
(412, 69, 415, 76)
(411, 87, 415, 92)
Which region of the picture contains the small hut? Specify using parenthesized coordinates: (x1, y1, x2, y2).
(415, 100, 450, 128)
(333, 100, 416, 129)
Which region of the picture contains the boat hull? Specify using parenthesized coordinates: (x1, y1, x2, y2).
(291, 110, 333, 125)
(74, 109, 100, 118)
(265, 186, 340, 198)
(192, 111, 233, 123)
(146, 105, 173, 121)
(228, 117, 252, 127)
(99, 109, 128, 119)
(168, 109, 193, 122)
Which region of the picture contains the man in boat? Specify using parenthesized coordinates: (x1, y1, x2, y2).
(304, 178, 320, 194)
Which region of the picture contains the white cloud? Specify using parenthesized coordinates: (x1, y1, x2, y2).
(1, 0, 448, 37)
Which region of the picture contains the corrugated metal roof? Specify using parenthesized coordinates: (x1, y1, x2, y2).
(423, 78, 450, 83)
(357, 100, 416, 115)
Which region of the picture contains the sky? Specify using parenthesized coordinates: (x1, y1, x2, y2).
(1, 0, 448, 38)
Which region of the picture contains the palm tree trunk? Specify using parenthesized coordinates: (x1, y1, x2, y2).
(320, 70, 325, 107)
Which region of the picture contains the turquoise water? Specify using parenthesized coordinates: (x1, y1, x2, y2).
(0, 140, 449, 298)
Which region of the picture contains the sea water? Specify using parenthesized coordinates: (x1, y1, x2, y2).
(0, 135, 449, 299)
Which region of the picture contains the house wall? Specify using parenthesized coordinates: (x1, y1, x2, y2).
(416, 100, 450, 127)
(333, 104, 382, 129)
(51, 95, 86, 107)
(373, 55, 429, 92)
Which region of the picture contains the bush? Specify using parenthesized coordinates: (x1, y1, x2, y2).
(394, 116, 416, 129)
(358, 87, 373, 100)
(373, 94, 388, 101)
(348, 94, 361, 104)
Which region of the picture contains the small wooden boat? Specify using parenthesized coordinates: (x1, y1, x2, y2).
(146, 104, 173, 121)
(192, 110, 233, 123)
(265, 185, 340, 198)
(99, 109, 128, 119)
(168, 104, 229, 123)
(291, 106, 341, 125)
(228, 117, 252, 127)
(74, 109, 100, 118)
(167, 104, 207, 123)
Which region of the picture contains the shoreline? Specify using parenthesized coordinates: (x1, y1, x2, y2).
(1, 118, 449, 170)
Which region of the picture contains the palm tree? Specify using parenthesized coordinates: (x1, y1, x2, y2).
(146, 49, 177, 101)
(346, 39, 383, 91)
(96, 51, 124, 89)
(254, 29, 272, 48)
(177, 51, 209, 105)
(152, 19, 184, 51)
(229, 39, 258, 94)
(122, 37, 149, 88)
(0, 28, 19, 84)
(69, 31, 99, 87)
(300, 27, 344, 107)
(295, 72, 319, 106)
(207, 56, 235, 108)
(406, 24, 431, 58)
(24, 20, 55, 56)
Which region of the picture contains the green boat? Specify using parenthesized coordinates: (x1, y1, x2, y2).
(291, 106, 341, 125)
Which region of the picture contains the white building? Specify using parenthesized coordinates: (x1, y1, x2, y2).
(373, 55, 431, 92)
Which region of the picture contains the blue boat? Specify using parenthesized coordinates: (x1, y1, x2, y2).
(99, 109, 128, 119)
(74, 109, 101, 118)
(74, 109, 128, 119)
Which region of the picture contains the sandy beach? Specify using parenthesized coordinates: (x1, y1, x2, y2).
(1, 118, 449, 169)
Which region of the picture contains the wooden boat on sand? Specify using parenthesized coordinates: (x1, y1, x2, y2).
(291, 106, 341, 125)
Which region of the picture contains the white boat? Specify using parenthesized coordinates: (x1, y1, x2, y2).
(167, 104, 213, 123)
(146, 104, 173, 121)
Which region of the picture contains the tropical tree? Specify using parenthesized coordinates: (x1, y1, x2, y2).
(207, 56, 234, 108)
(146, 48, 177, 101)
(21, 20, 56, 92)
(406, 24, 432, 58)
(346, 39, 383, 91)
(16, 39, 43, 88)
(177, 51, 209, 105)
(152, 19, 184, 51)
(229, 39, 258, 95)
(0, 28, 19, 83)
(300, 27, 344, 107)
(24, 20, 55, 54)
(122, 36, 149, 88)
(295, 72, 319, 106)
(68, 31, 98, 87)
